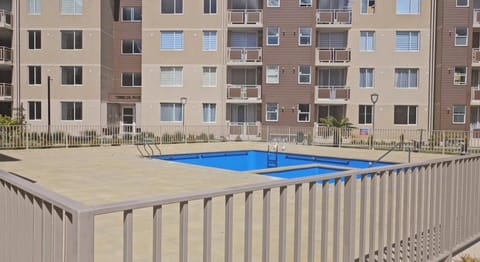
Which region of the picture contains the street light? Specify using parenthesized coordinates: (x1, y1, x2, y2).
(180, 97, 187, 142)
(370, 93, 379, 150)
(47, 76, 52, 138)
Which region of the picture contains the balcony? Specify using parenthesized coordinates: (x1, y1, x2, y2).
(226, 84, 261, 102)
(315, 86, 350, 104)
(472, 87, 480, 105)
(316, 48, 350, 65)
(227, 48, 262, 65)
(0, 10, 12, 30)
(473, 49, 480, 66)
(0, 47, 12, 64)
(474, 9, 480, 27)
(227, 10, 263, 27)
(0, 83, 12, 100)
(316, 9, 352, 27)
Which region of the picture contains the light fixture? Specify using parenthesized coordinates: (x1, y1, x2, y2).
(281, 106, 285, 112)
(370, 93, 379, 104)
(180, 97, 187, 105)
(370, 93, 379, 150)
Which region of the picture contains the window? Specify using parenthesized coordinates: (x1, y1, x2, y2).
(161, 0, 183, 14)
(268, 0, 280, 7)
(455, 27, 468, 46)
(266, 103, 278, 121)
(358, 105, 372, 124)
(300, 0, 312, 7)
(28, 0, 41, 14)
(61, 102, 82, 121)
(61, 0, 83, 15)
(454, 67, 467, 85)
(203, 31, 217, 51)
(395, 31, 419, 51)
(457, 0, 469, 7)
(160, 67, 183, 87)
(299, 27, 312, 46)
(395, 68, 418, 88)
(28, 31, 41, 49)
(360, 31, 375, 51)
(297, 104, 310, 122)
(298, 65, 311, 84)
(202, 67, 217, 87)
(160, 103, 183, 122)
(204, 0, 216, 14)
(359, 68, 374, 88)
(122, 39, 142, 54)
(394, 105, 417, 125)
(203, 103, 216, 123)
(266, 65, 279, 84)
(396, 0, 420, 14)
(28, 66, 41, 85)
(161, 31, 184, 50)
(361, 0, 375, 14)
(28, 101, 41, 120)
(122, 7, 141, 21)
(267, 27, 280, 46)
(61, 66, 82, 85)
(61, 31, 82, 50)
(453, 105, 466, 124)
(122, 72, 141, 87)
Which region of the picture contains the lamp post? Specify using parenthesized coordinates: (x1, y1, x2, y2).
(47, 76, 52, 138)
(180, 97, 187, 142)
(370, 93, 379, 150)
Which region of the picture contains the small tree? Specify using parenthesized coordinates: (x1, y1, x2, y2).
(319, 116, 355, 146)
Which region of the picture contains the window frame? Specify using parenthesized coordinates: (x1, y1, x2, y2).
(266, 65, 279, 84)
(298, 65, 311, 84)
(359, 68, 374, 88)
(61, 30, 83, 50)
(299, 0, 312, 7)
(61, 66, 83, 86)
(454, 66, 468, 85)
(456, 0, 469, 7)
(297, 104, 311, 122)
(122, 6, 142, 22)
(266, 27, 280, 46)
(267, 0, 280, 7)
(28, 65, 42, 85)
(358, 105, 373, 125)
(298, 27, 312, 46)
(121, 39, 142, 54)
(455, 27, 468, 46)
(360, 0, 375, 14)
(121, 72, 142, 87)
(266, 103, 279, 122)
(396, 0, 420, 14)
(202, 31, 217, 51)
(160, 103, 183, 122)
(28, 30, 41, 50)
(395, 31, 420, 52)
(161, 0, 183, 14)
(202, 103, 216, 123)
(394, 68, 419, 89)
(203, 0, 217, 14)
(160, 67, 183, 87)
(28, 101, 42, 121)
(61, 101, 83, 121)
(360, 31, 375, 51)
(202, 67, 217, 87)
(452, 105, 466, 124)
(60, 0, 83, 15)
(28, 0, 42, 15)
(160, 31, 184, 51)
(393, 105, 417, 125)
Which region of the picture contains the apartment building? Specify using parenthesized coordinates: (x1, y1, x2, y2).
(4, 0, 477, 133)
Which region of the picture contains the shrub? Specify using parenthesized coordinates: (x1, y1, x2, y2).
(197, 132, 209, 141)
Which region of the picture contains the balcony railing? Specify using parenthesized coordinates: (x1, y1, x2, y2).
(473, 49, 480, 64)
(472, 86, 480, 104)
(315, 86, 350, 102)
(0, 47, 12, 63)
(227, 9, 263, 26)
(227, 48, 262, 63)
(227, 84, 261, 101)
(316, 9, 352, 25)
(316, 48, 351, 64)
(474, 9, 480, 27)
(0, 83, 12, 99)
(0, 9, 12, 29)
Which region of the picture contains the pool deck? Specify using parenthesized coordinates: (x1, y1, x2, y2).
(0, 142, 476, 260)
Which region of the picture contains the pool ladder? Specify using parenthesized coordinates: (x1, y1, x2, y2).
(267, 144, 279, 168)
(136, 140, 162, 159)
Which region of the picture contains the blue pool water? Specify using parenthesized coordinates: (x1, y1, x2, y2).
(156, 150, 393, 175)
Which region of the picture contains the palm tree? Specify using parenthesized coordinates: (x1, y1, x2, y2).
(318, 116, 355, 146)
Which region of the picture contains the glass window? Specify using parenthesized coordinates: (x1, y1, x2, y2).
(453, 105, 466, 123)
(28, 0, 41, 14)
(160, 103, 183, 122)
(203, 103, 216, 123)
(359, 68, 374, 88)
(28, 101, 41, 120)
(297, 104, 310, 122)
(61, 66, 82, 85)
(298, 65, 311, 84)
(455, 27, 468, 46)
(266, 65, 279, 84)
(396, 0, 420, 14)
(28, 66, 41, 85)
(266, 103, 278, 121)
(61, 0, 83, 15)
(122, 72, 141, 87)
(202, 67, 217, 87)
(122, 39, 142, 54)
(203, 31, 217, 51)
(454, 67, 467, 85)
(360, 31, 375, 51)
(358, 105, 372, 124)
(160, 31, 184, 50)
(394, 105, 417, 125)
(160, 67, 183, 87)
(122, 7, 142, 21)
(161, 0, 183, 14)
(395, 68, 418, 88)
(267, 27, 280, 46)
(61, 30, 82, 50)
(61, 102, 82, 121)
(361, 0, 375, 14)
(396, 31, 419, 51)
(300, 0, 312, 7)
(28, 31, 41, 49)
(299, 27, 312, 46)
(268, 0, 280, 7)
(204, 0, 217, 14)
(457, 0, 469, 7)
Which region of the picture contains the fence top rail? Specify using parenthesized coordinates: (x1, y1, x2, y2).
(90, 154, 479, 215)
(0, 169, 89, 213)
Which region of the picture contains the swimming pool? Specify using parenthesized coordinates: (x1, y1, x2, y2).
(156, 150, 393, 179)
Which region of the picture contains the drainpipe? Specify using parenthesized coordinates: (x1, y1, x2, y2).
(14, 0, 20, 118)
(428, 0, 437, 132)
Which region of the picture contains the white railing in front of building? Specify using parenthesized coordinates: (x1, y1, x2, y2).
(315, 85, 350, 101)
(227, 47, 262, 63)
(227, 9, 263, 26)
(226, 84, 262, 100)
(316, 48, 351, 63)
(0, 83, 12, 98)
(316, 9, 352, 25)
(0, 9, 12, 28)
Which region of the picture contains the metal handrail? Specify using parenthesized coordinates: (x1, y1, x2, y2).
(368, 141, 408, 167)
